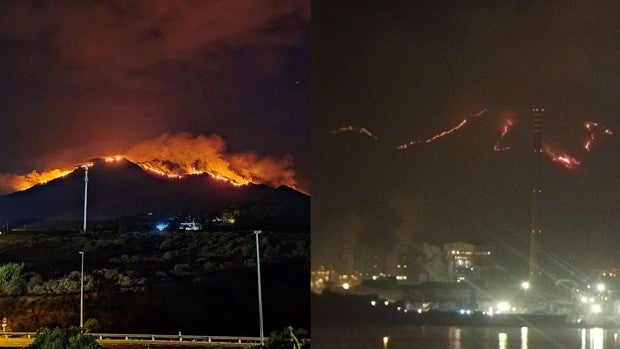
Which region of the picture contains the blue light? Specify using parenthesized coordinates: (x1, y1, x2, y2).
(156, 222, 169, 232)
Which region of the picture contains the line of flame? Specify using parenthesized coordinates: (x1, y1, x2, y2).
(396, 109, 487, 150)
(331, 125, 380, 140)
(583, 121, 613, 152)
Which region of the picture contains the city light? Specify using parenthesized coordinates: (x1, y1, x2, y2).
(342, 282, 350, 290)
(597, 283, 606, 292)
(521, 281, 530, 290)
(155, 222, 169, 232)
(591, 304, 602, 314)
(496, 302, 511, 313)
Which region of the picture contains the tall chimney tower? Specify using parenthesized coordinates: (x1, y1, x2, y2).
(528, 108, 544, 281)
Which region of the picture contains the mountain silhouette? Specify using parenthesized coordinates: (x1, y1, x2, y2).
(0, 158, 308, 226)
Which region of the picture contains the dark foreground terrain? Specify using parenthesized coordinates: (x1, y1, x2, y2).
(0, 229, 309, 335)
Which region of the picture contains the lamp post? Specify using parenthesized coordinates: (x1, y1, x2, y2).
(79, 251, 84, 331)
(254, 230, 264, 346)
(83, 166, 88, 233)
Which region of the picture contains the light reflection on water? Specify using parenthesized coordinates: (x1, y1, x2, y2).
(521, 327, 529, 349)
(313, 326, 620, 349)
(448, 326, 461, 349)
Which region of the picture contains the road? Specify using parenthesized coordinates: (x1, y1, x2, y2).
(0, 333, 261, 348)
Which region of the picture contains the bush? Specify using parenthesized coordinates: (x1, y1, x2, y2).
(251, 326, 309, 349)
(27, 327, 66, 349)
(68, 332, 100, 349)
(28, 327, 101, 349)
(83, 319, 100, 333)
(159, 237, 173, 250)
(0, 262, 24, 284)
(171, 263, 190, 276)
(27, 274, 45, 294)
(0, 262, 25, 295)
(101, 268, 119, 280)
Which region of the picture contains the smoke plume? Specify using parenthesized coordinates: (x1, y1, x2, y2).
(0, 132, 298, 195)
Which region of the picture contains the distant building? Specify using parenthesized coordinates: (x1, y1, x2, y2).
(311, 265, 335, 293)
(211, 216, 236, 226)
(179, 220, 202, 231)
(392, 256, 411, 282)
(444, 242, 493, 283)
(593, 268, 619, 280)
(590, 268, 620, 291)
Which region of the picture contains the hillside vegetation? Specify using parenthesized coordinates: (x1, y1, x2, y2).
(0, 229, 309, 335)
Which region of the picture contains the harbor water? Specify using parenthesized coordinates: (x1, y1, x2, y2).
(313, 325, 620, 349)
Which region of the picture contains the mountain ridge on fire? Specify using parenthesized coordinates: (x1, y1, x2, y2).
(0, 158, 309, 228)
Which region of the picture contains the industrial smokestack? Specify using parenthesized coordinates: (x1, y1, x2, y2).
(528, 108, 544, 281)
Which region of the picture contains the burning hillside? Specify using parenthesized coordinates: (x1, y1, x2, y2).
(0, 133, 299, 195)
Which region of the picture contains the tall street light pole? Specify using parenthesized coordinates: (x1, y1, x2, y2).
(79, 251, 84, 331)
(83, 166, 88, 233)
(254, 230, 264, 346)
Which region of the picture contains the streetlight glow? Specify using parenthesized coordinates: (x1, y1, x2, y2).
(521, 281, 530, 290)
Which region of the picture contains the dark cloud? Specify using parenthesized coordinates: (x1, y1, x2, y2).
(0, 0, 309, 191)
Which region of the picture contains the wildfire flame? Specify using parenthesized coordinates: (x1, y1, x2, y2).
(123, 133, 297, 187)
(396, 119, 468, 149)
(583, 121, 613, 152)
(103, 155, 123, 162)
(0, 133, 298, 194)
(331, 109, 488, 149)
(396, 109, 487, 150)
(330, 126, 380, 140)
(544, 145, 581, 169)
(0, 168, 75, 192)
(493, 118, 514, 151)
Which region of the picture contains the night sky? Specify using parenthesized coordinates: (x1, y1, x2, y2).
(312, 1, 620, 276)
(0, 0, 310, 193)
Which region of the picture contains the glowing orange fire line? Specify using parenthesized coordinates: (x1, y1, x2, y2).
(544, 145, 581, 169)
(100, 154, 253, 186)
(330, 126, 380, 140)
(493, 119, 514, 152)
(395, 109, 487, 150)
(6, 154, 254, 193)
(396, 119, 468, 149)
(583, 121, 613, 152)
(330, 109, 488, 150)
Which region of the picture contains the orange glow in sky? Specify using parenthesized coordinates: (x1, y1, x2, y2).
(0, 133, 297, 194)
